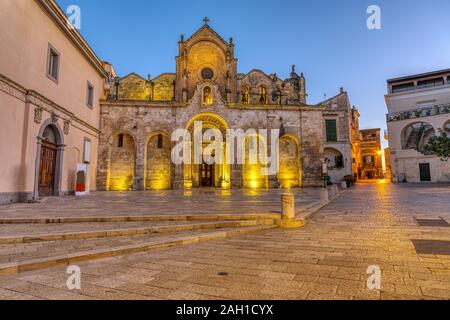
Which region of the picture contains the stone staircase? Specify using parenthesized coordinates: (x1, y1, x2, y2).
(0, 214, 279, 276)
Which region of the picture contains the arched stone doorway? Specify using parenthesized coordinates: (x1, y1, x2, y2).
(278, 134, 301, 189)
(145, 132, 172, 190)
(184, 113, 230, 189)
(108, 132, 136, 191)
(34, 120, 64, 199)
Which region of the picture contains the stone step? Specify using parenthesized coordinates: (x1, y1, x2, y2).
(0, 219, 275, 244)
(0, 213, 280, 225)
(0, 225, 277, 276)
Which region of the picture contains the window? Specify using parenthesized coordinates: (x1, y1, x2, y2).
(47, 44, 60, 82)
(325, 119, 337, 142)
(157, 134, 163, 149)
(364, 155, 374, 164)
(87, 82, 94, 108)
(201, 68, 214, 80)
(259, 86, 267, 104)
(335, 155, 344, 168)
(417, 78, 444, 89)
(118, 134, 124, 148)
(392, 82, 414, 93)
(83, 139, 91, 164)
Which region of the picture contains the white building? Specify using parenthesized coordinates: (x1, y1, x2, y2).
(385, 69, 450, 183)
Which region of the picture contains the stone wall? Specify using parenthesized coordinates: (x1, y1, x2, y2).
(109, 133, 135, 191)
(98, 83, 325, 190)
(145, 134, 172, 190)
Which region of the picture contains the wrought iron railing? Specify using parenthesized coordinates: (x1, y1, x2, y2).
(386, 103, 450, 122)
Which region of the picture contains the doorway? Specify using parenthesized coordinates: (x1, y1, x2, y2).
(419, 163, 431, 182)
(200, 162, 214, 187)
(35, 122, 64, 199)
(39, 141, 57, 196)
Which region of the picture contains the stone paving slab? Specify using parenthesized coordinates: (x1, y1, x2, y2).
(0, 219, 275, 243)
(0, 188, 319, 218)
(0, 183, 449, 300)
(0, 225, 276, 266)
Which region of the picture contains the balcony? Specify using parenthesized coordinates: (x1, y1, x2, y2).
(387, 103, 450, 123)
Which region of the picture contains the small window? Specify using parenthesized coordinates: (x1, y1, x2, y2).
(325, 119, 338, 142)
(335, 155, 344, 168)
(47, 44, 60, 82)
(259, 86, 267, 104)
(118, 134, 124, 148)
(87, 82, 94, 108)
(157, 134, 163, 149)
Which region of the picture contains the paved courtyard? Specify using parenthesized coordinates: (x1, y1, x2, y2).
(0, 183, 450, 300)
(0, 188, 319, 219)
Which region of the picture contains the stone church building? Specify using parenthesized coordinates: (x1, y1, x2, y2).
(0, 0, 360, 204)
(98, 21, 360, 191)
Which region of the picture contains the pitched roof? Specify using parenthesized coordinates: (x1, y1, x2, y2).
(185, 24, 229, 47)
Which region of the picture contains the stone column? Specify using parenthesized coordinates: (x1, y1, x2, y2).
(134, 141, 145, 191)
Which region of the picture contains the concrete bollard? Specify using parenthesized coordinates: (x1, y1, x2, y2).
(281, 192, 295, 220)
(320, 188, 329, 202)
(330, 184, 339, 198)
(341, 181, 347, 189)
(277, 192, 303, 229)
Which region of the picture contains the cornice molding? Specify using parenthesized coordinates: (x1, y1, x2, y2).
(35, 0, 107, 78)
(0, 73, 99, 135)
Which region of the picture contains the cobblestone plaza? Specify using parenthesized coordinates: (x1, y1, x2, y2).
(0, 182, 449, 300)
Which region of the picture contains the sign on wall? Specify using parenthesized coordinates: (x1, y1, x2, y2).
(75, 163, 89, 196)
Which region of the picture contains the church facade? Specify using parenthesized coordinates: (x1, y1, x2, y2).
(0, 1, 362, 204)
(98, 21, 359, 191)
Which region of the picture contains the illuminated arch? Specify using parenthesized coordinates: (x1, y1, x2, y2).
(242, 132, 269, 189)
(185, 113, 230, 189)
(108, 131, 136, 191)
(278, 134, 302, 189)
(145, 131, 172, 190)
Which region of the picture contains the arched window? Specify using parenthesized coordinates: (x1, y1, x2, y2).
(401, 122, 435, 153)
(203, 86, 213, 105)
(157, 134, 163, 149)
(118, 134, 124, 148)
(259, 86, 267, 104)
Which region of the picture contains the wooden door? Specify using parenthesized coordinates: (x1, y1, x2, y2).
(200, 162, 214, 187)
(39, 142, 57, 197)
(419, 163, 431, 182)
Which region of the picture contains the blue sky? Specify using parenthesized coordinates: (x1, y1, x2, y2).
(57, 0, 450, 147)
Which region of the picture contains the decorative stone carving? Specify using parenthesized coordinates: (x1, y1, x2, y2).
(51, 113, 59, 123)
(63, 120, 70, 135)
(34, 108, 43, 124)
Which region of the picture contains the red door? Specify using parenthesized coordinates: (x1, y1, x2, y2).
(39, 142, 57, 197)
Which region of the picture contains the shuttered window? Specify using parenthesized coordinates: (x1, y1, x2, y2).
(326, 120, 337, 142)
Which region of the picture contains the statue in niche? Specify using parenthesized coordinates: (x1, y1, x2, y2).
(203, 86, 213, 106)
